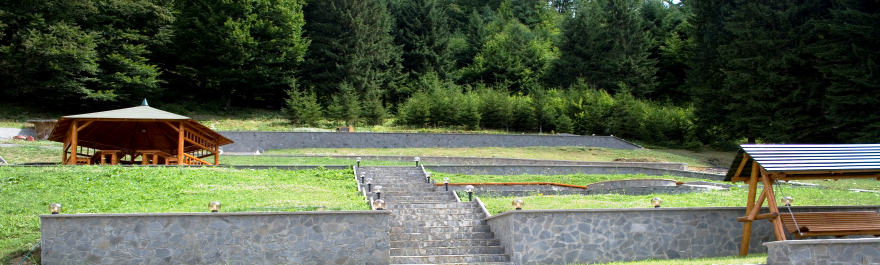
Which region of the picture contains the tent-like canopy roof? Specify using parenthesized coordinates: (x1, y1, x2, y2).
(725, 144, 880, 182)
(48, 106, 232, 154)
(62, 106, 189, 120)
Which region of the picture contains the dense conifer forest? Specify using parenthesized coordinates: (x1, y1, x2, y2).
(1, 0, 878, 147)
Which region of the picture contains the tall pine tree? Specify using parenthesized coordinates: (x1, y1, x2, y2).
(716, 0, 832, 143)
(550, 0, 656, 96)
(300, 0, 403, 106)
(391, 0, 454, 81)
(813, 0, 880, 142)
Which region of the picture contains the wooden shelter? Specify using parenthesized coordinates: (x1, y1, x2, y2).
(726, 144, 880, 256)
(48, 105, 233, 165)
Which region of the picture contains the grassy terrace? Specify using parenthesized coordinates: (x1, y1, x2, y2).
(434, 173, 880, 214)
(0, 166, 368, 263)
(594, 254, 767, 265)
(265, 146, 723, 167)
(0, 143, 731, 167)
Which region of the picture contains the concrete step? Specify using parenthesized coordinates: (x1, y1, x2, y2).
(390, 225, 492, 234)
(391, 208, 483, 215)
(386, 202, 479, 209)
(392, 213, 486, 221)
(390, 254, 510, 264)
(391, 246, 505, 256)
(370, 196, 455, 201)
(391, 232, 496, 241)
(390, 219, 487, 227)
(391, 239, 500, 248)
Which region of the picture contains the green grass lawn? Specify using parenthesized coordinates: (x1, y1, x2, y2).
(476, 187, 880, 214)
(222, 155, 413, 166)
(0, 166, 367, 263)
(266, 146, 719, 167)
(592, 254, 767, 265)
(433, 172, 719, 186)
(0, 145, 59, 164)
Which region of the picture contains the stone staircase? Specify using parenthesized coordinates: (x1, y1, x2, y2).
(358, 166, 511, 264)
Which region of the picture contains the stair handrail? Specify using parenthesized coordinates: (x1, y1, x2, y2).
(452, 190, 461, 202)
(474, 196, 492, 218)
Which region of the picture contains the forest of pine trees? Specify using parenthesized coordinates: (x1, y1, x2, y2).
(1, 0, 878, 147)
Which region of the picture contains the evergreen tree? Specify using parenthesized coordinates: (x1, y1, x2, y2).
(813, 0, 880, 142)
(173, 0, 309, 109)
(326, 81, 362, 126)
(300, 0, 403, 103)
(284, 87, 324, 127)
(0, 0, 173, 108)
(687, 0, 736, 143)
(391, 0, 454, 81)
(551, 0, 656, 96)
(640, 0, 689, 103)
(716, 0, 832, 143)
(460, 1, 557, 93)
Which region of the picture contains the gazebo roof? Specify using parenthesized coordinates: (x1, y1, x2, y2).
(724, 144, 880, 181)
(62, 106, 189, 120)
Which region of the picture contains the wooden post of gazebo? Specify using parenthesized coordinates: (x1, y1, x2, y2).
(727, 144, 880, 256)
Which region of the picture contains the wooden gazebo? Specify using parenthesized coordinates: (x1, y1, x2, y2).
(726, 144, 880, 256)
(48, 105, 233, 165)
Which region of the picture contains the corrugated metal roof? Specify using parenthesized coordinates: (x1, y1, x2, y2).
(724, 144, 880, 181)
(63, 106, 189, 120)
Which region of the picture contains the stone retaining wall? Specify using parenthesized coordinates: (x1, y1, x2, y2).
(218, 132, 642, 152)
(40, 211, 391, 265)
(236, 155, 686, 170)
(425, 165, 726, 181)
(765, 238, 880, 265)
(484, 206, 880, 264)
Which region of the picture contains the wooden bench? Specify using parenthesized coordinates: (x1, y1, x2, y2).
(779, 211, 880, 239)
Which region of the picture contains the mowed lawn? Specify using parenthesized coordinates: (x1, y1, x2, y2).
(433, 172, 880, 214)
(0, 166, 368, 263)
(266, 146, 721, 167)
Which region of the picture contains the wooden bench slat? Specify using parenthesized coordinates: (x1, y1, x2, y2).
(778, 211, 880, 237)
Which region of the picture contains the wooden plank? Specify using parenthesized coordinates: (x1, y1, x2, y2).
(747, 188, 768, 221)
(182, 153, 211, 165)
(184, 137, 213, 152)
(737, 212, 779, 222)
(740, 163, 760, 256)
(761, 171, 785, 241)
(68, 120, 78, 165)
(76, 121, 94, 132)
(775, 174, 880, 181)
(163, 121, 180, 132)
(733, 153, 750, 182)
(178, 122, 185, 165)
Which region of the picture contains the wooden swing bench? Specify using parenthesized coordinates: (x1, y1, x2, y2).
(779, 211, 880, 239)
(727, 144, 880, 256)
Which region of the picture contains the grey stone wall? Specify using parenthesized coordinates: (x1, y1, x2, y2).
(425, 165, 726, 181)
(218, 132, 642, 152)
(0, 128, 36, 139)
(765, 238, 880, 265)
(237, 155, 685, 170)
(484, 206, 880, 264)
(40, 211, 391, 265)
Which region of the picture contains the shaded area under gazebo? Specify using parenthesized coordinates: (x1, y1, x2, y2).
(726, 144, 880, 256)
(48, 105, 233, 165)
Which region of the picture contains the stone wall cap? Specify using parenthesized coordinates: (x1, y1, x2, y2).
(763, 238, 880, 246)
(218, 131, 616, 137)
(483, 206, 880, 221)
(40, 210, 391, 218)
